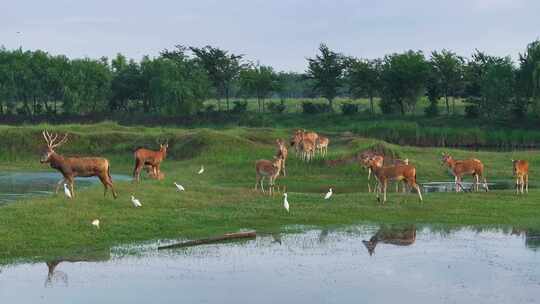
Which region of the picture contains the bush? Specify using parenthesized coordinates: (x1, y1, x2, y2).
(302, 102, 331, 114)
(267, 101, 286, 114)
(465, 104, 480, 119)
(231, 101, 248, 114)
(340, 103, 359, 115)
(424, 102, 439, 117)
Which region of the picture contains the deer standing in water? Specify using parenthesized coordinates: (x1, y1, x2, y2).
(512, 159, 529, 194)
(441, 153, 488, 192)
(133, 141, 168, 182)
(255, 155, 283, 195)
(40, 131, 118, 199)
(275, 139, 288, 176)
(366, 156, 423, 204)
(362, 225, 416, 256)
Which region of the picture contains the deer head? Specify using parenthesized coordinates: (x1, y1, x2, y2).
(41, 131, 68, 163)
(441, 153, 453, 166)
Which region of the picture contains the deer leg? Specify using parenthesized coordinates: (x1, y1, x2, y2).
(133, 160, 143, 183)
(475, 174, 479, 192)
(412, 182, 423, 202)
(383, 180, 387, 204)
(260, 176, 265, 193)
(255, 174, 260, 191)
(516, 177, 520, 194)
(525, 175, 529, 193)
(55, 178, 66, 194)
(454, 176, 460, 192)
(367, 169, 372, 193)
(483, 176, 489, 192)
(68, 178, 75, 198)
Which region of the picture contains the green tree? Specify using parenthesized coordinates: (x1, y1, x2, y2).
(430, 49, 464, 114)
(518, 40, 540, 117)
(306, 43, 345, 110)
(109, 54, 142, 111)
(380, 51, 430, 115)
(346, 58, 382, 114)
(239, 64, 276, 112)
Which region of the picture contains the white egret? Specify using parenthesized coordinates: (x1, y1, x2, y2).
(324, 188, 333, 200)
(283, 193, 289, 212)
(92, 219, 100, 229)
(198, 165, 204, 174)
(131, 195, 142, 207)
(63, 183, 72, 199)
(174, 182, 185, 191)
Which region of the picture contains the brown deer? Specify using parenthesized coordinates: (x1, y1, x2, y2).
(145, 164, 165, 180)
(512, 159, 529, 194)
(315, 136, 330, 157)
(133, 141, 168, 182)
(359, 152, 384, 193)
(366, 156, 423, 204)
(300, 138, 316, 162)
(362, 225, 416, 256)
(441, 153, 488, 192)
(290, 129, 318, 157)
(255, 155, 283, 195)
(275, 139, 288, 176)
(40, 131, 118, 199)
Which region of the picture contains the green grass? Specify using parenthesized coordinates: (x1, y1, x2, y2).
(1, 123, 539, 264)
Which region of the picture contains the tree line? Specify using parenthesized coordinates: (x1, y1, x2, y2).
(0, 40, 539, 120)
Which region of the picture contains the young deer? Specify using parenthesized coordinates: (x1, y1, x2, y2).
(441, 153, 488, 192)
(40, 131, 118, 199)
(290, 129, 318, 157)
(255, 155, 283, 195)
(275, 139, 288, 176)
(362, 225, 416, 256)
(512, 159, 529, 194)
(366, 156, 423, 204)
(315, 136, 330, 158)
(133, 141, 168, 182)
(299, 138, 316, 162)
(145, 164, 165, 180)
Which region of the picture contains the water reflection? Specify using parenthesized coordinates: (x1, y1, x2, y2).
(511, 228, 540, 251)
(362, 224, 416, 256)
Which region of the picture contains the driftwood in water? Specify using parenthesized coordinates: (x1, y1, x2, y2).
(158, 231, 256, 250)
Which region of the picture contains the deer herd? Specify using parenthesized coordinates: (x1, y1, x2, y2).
(39, 128, 531, 204)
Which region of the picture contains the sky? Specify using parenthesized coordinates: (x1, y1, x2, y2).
(1, 0, 539, 72)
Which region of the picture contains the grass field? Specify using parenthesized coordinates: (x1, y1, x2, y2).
(1, 123, 539, 264)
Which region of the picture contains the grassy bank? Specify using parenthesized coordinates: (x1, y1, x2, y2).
(1, 123, 540, 264)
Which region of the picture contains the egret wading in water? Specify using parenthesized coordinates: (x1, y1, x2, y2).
(198, 165, 204, 174)
(174, 182, 185, 191)
(283, 193, 289, 212)
(63, 183, 72, 199)
(92, 219, 100, 229)
(131, 195, 142, 207)
(324, 188, 333, 200)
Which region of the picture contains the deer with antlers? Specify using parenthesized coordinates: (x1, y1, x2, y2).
(365, 156, 423, 204)
(512, 159, 529, 194)
(40, 131, 118, 199)
(441, 153, 488, 192)
(275, 139, 288, 176)
(255, 155, 283, 195)
(133, 141, 168, 182)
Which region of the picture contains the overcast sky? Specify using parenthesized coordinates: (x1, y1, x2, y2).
(1, 0, 539, 72)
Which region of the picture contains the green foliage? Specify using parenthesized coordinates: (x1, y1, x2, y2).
(340, 103, 359, 115)
(239, 64, 276, 112)
(464, 104, 480, 119)
(345, 58, 381, 113)
(267, 101, 286, 114)
(306, 43, 345, 109)
(302, 101, 331, 114)
(232, 100, 248, 113)
(430, 49, 464, 114)
(518, 40, 540, 116)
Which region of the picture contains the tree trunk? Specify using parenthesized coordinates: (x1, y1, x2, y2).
(399, 100, 406, 115)
(328, 98, 334, 112)
(452, 96, 455, 114)
(445, 94, 449, 115)
(217, 98, 222, 111)
(369, 95, 374, 114)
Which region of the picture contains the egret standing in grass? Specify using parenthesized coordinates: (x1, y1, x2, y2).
(63, 183, 72, 199)
(92, 219, 100, 229)
(283, 193, 289, 212)
(324, 188, 333, 200)
(174, 182, 185, 191)
(131, 195, 142, 207)
(198, 165, 204, 174)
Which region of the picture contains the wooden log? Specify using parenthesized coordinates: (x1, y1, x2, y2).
(158, 231, 256, 250)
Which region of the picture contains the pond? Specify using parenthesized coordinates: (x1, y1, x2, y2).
(1, 225, 539, 303)
(421, 180, 516, 193)
(0, 172, 131, 204)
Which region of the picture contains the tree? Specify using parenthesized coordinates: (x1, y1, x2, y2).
(380, 51, 430, 115)
(518, 40, 540, 117)
(189, 45, 244, 111)
(430, 50, 464, 114)
(306, 43, 345, 110)
(239, 64, 276, 112)
(346, 58, 382, 114)
(109, 54, 142, 111)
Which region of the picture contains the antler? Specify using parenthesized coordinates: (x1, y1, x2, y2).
(42, 130, 68, 150)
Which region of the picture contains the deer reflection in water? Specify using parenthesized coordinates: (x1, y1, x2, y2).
(511, 228, 540, 251)
(362, 225, 416, 256)
(45, 260, 68, 287)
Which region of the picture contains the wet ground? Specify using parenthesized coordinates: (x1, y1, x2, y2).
(1, 225, 539, 304)
(0, 172, 131, 204)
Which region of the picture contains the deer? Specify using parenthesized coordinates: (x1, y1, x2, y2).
(275, 139, 288, 176)
(359, 152, 384, 193)
(145, 164, 165, 180)
(365, 156, 423, 204)
(315, 136, 330, 157)
(133, 141, 168, 182)
(512, 159, 529, 194)
(290, 129, 318, 157)
(362, 225, 416, 256)
(299, 138, 316, 162)
(40, 131, 118, 199)
(441, 153, 488, 192)
(255, 155, 283, 195)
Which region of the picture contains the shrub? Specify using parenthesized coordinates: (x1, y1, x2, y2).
(424, 102, 439, 117)
(465, 104, 480, 119)
(302, 102, 331, 114)
(340, 103, 358, 115)
(231, 101, 248, 113)
(267, 101, 286, 114)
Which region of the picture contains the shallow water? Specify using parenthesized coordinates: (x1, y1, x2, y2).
(421, 180, 515, 193)
(0, 172, 131, 204)
(1, 225, 539, 304)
